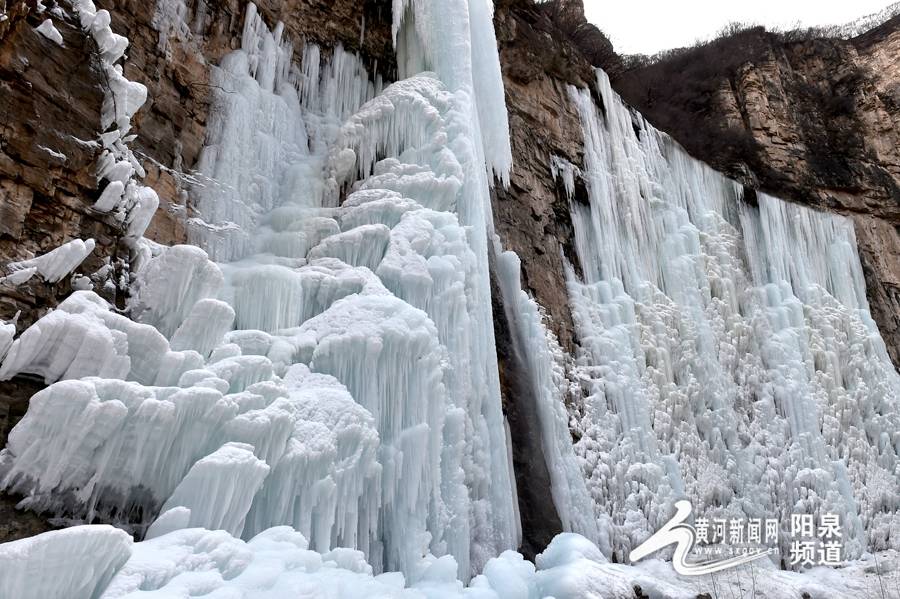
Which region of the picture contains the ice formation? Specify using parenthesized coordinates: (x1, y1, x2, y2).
(0, 526, 132, 599)
(6, 522, 894, 599)
(495, 250, 599, 542)
(74, 0, 159, 243)
(561, 70, 900, 561)
(2, 0, 900, 594)
(1, 0, 518, 582)
(5, 238, 95, 284)
(0, 320, 14, 361)
(35, 19, 64, 45)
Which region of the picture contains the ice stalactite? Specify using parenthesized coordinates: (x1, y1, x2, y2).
(562, 69, 900, 562)
(157, 442, 270, 537)
(390, 0, 520, 570)
(0, 0, 518, 581)
(391, 0, 512, 186)
(3, 239, 96, 285)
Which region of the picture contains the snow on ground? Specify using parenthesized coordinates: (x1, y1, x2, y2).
(2, 524, 898, 598)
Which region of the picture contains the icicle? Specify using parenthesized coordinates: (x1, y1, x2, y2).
(562, 68, 899, 562)
(4, 239, 96, 284)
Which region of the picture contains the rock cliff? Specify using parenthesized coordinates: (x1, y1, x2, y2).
(616, 19, 900, 367)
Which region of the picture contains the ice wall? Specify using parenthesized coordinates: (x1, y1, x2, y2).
(3, 0, 898, 590)
(0, 0, 518, 580)
(561, 70, 900, 561)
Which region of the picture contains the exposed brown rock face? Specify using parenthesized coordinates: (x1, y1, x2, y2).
(492, 0, 594, 356)
(616, 21, 900, 367)
(0, 4, 125, 329)
(488, 0, 600, 555)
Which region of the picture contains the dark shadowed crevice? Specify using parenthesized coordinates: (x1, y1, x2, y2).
(489, 255, 564, 559)
(0, 375, 56, 543)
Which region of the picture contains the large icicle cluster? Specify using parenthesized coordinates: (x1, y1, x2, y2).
(560, 70, 900, 562)
(0, 0, 518, 581)
(74, 0, 159, 242)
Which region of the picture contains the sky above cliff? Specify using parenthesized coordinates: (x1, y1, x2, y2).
(585, 0, 897, 55)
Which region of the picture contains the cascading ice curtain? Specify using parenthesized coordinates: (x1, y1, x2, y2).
(561, 69, 900, 562)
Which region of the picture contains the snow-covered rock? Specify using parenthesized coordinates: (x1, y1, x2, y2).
(35, 19, 63, 45)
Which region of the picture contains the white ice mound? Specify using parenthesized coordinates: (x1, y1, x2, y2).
(98, 526, 429, 599)
(242, 364, 382, 553)
(35, 19, 64, 45)
(0, 524, 622, 599)
(0, 291, 204, 385)
(131, 244, 224, 338)
(0, 365, 384, 538)
(169, 298, 236, 357)
(297, 293, 459, 573)
(0, 525, 132, 599)
(0, 378, 239, 520)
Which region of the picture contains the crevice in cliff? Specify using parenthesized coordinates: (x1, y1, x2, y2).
(490, 260, 564, 559)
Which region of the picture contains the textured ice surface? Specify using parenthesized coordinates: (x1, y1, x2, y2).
(4, 523, 893, 598)
(392, 0, 512, 185)
(159, 442, 270, 537)
(562, 70, 900, 561)
(6, 238, 95, 284)
(1, 0, 517, 580)
(35, 19, 64, 45)
(0, 526, 132, 599)
(0, 291, 204, 385)
(4, 0, 900, 593)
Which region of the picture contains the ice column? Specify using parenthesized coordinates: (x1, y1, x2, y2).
(391, 0, 521, 571)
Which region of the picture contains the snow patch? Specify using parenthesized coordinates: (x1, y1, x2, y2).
(35, 19, 64, 45)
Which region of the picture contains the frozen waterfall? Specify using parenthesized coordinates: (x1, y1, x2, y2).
(0, 0, 518, 581)
(560, 70, 900, 562)
(1, 0, 900, 596)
